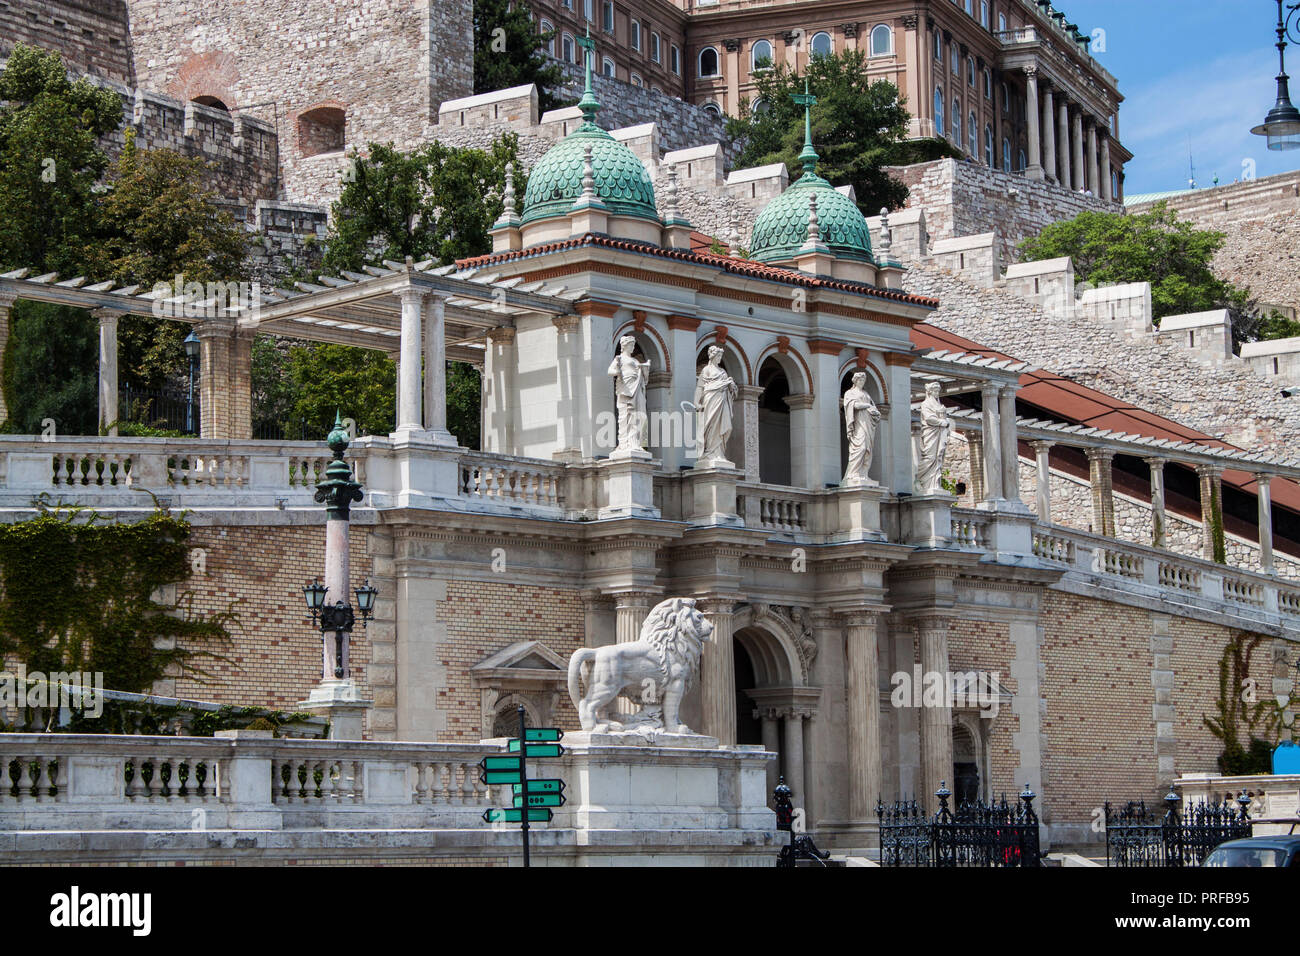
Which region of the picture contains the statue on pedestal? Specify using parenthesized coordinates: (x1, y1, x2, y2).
(693, 345, 737, 465)
(842, 371, 881, 485)
(608, 334, 650, 452)
(567, 598, 713, 734)
(915, 381, 952, 494)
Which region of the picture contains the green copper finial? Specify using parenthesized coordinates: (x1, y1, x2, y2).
(577, 27, 600, 122)
(316, 411, 363, 521)
(792, 78, 819, 173)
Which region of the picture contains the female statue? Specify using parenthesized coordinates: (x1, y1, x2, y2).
(694, 345, 737, 465)
(607, 335, 650, 452)
(916, 381, 952, 493)
(842, 371, 881, 485)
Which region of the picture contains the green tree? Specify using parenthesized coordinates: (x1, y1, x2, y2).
(89, 129, 249, 391)
(0, 43, 122, 275)
(282, 343, 396, 440)
(726, 50, 953, 215)
(1018, 202, 1261, 350)
(473, 0, 565, 112)
(2, 303, 98, 435)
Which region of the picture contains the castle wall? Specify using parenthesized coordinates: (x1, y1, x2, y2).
(0, 0, 133, 84)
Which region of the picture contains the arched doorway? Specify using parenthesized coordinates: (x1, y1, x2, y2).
(733, 642, 763, 746)
(757, 357, 791, 485)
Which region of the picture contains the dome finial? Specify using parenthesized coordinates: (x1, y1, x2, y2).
(792, 77, 819, 174)
(577, 27, 601, 123)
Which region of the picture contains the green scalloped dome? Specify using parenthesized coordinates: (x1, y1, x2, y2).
(521, 121, 658, 225)
(749, 171, 875, 264)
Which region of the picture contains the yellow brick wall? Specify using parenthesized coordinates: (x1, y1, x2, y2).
(947, 618, 1020, 798)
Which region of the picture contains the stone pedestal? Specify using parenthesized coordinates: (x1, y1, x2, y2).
(373, 431, 463, 510)
(834, 482, 886, 542)
(213, 729, 283, 829)
(297, 679, 373, 740)
(687, 462, 742, 526)
(596, 449, 658, 519)
(984, 506, 1034, 558)
(553, 732, 776, 833)
(902, 493, 954, 548)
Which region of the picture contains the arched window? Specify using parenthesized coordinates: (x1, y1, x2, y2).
(998, 12, 1007, 32)
(984, 68, 992, 98)
(702, 101, 723, 116)
(934, 28, 943, 60)
(968, 111, 977, 154)
(651, 85, 663, 95)
(631, 19, 641, 51)
(870, 24, 893, 56)
(811, 31, 833, 57)
(540, 19, 555, 56)
(1003, 136, 1011, 171)
(670, 44, 680, 74)
(752, 39, 773, 71)
(699, 46, 720, 77)
(934, 89, 945, 137)
(651, 32, 661, 63)
(980, 0, 990, 28)
(631, 72, 643, 87)
(752, 97, 770, 116)
(192, 95, 229, 111)
(602, 56, 616, 78)
(297, 105, 345, 157)
(1111, 169, 1120, 199)
(951, 41, 959, 74)
(984, 124, 994, 165)
(967, 56, 976, 86)
(583, 0, 593, 22)
(964, 0, 973, 14)
(1000, 81, 1009, 112)
(952, 97, 961, 140)
(601, 0, 613, 34)
(1018, 147, 1026, 171)
(562, 33, 575, 64)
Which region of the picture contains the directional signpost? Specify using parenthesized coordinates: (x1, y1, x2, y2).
(479, 706, 565, 867)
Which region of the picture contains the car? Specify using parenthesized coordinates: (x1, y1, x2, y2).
(1202, 834, 1300, 868)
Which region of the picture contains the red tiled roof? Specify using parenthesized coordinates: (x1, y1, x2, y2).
(456, 233, 940, 308)
(911, 322, 1300, 516)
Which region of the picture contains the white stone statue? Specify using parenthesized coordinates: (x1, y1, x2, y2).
(693, 345, 737, 465)
(915, 381, 952, 493)
(842, 371, 881, 485)
(567, 597, 714, 735)
(607, 334, 650, 452)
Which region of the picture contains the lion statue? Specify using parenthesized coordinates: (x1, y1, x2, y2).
(567, 597, 713, 734)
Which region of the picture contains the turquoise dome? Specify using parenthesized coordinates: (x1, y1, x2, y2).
(521, 121, 658, 225)
(749, 170, 875, 264)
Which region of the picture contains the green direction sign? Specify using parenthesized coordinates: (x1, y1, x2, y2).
(513, 792, 565, 809)
(512, 778, 564, 796)
(506, 740, 565, 758)
(523, 727, 563, 743)
(481, 770, 523, 785)
(480, 755, 522, 771)
(483, 807, 553, 824)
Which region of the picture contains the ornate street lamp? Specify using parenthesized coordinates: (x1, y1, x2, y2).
(1252, 0, 1300, 150)
(183, 330, 200, 434)
(301, 413, 373, 679)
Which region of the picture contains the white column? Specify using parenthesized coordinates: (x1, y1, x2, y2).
(915, 615, 952, 814)
(782, 709, 805, 808)
(423, 295, 454, 444)
(485, 327, 516, 454)
(1146, 457, 1167, 549)
(1257, 473, 1275, 574)
(843, 611, 882, 824)
(1100, 136, 1113, 201)
(397, 289, 424, 431)
(1071, 109, 1085, 190)
(785, 393, 815, 488)
(553, 315, 582, 460)
(980, 384, 1003, 502)
(701, 597, 737, 745)
(1057, 101, 1072, 189)
(998, 386, 1021, 505)
(739, 384, 763, 482)
(1032, 440, 1054, 522)
(1087, 447, 1116, 537)
(759, 708, 781, 797)
(1023, 66, 1043, 180)
(1086, 120, 1099, 194)
(1041, 86, 1056, 182)
(95, 308, 120, 436)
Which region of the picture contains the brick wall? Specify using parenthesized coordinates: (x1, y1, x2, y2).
(947, 617, 1019, 798)
(0, 0, 133, 84)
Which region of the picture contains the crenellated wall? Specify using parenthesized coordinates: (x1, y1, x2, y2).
(0, 0, 133, 84)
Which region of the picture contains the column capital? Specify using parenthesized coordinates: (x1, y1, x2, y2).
(552, 314, 581, 335)
(698, 594, 740, 615)
(0, 292, 17, 312)
(836, 607, 883, 628)
(1195, 462, 1225, 479)
(1255, 472, 1274, 487)
(579, 588, 615, 610)
(783, 392, 815, 411)
(398, 287, 426, 307)
(1143, 455, 1167, 471)
(1022, 64, 1038, 79)
(91, 306, 124, 326)
(1085, 446, 1116, 464)
(606, 588, 662, 607)
(739, 384, 765, 403)
(907, 612, 952, 634)
(1030, 439, 1054, 454)
(486, 325, 517, 345)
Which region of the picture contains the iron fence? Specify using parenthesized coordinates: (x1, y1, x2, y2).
(120, 384, 199, 435)
(878, 783, 1042, 867)
(1104, 789, 1252, 867)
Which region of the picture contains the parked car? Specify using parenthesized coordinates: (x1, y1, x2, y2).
(1202, 835, 1300, 867)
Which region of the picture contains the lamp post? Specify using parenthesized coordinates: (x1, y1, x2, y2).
(297, 412, 375, 739)
(183, 330, 200, 434)
(1251, 0, 1300, 150)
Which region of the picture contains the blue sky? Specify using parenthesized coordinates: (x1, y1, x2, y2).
(1073, 0, 1300, 194)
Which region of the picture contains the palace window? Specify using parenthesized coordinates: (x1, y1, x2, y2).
(998, 12, 1007, 32)
(703, 101, 723, 116)
(631, 19, 641, 51)
(985, 124, 993, 165)
(870, 24, 893, 56)
(968, 55, 976, 86)
(1001, 81, 1009, 111)
(752, 39, 773, 71)
(1018, 147, 1026, 171)
(984, 67, 992, 98)
(602, 56, 615, 78)
(651, 32, 661, 62)
(934, 89, 945, 137)
(561, 0, 572, 8)
(1002, 136, 1011, 170)
(968, 111, 977, 154)
(297, 106, 345, 157)
(670, 44, 680, 73)
(562, 33, 575, 64)
(980, 0, 990, 28)
(951, 41, 959, 74)
(953, 97, 961, 140)
(935, 28, 943, 60)
(699, 46, 720, 77)
(602, 0, 613, 34)
(540, 19, 555, 56)
(752, 97, 769, 115)
(583, 0, 593, 22)
(631, 72, 642, 87)
(811, 31, 833, 57)
(964, 0, 973, 14)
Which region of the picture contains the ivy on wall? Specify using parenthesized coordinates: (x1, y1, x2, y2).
(0, 507, 235, 694)
(1203, 630, 1284, 775)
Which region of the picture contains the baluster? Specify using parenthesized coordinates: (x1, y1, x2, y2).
(459, 762, 477, 804)
(143, 759, 162, 803)
(33, 759, 50, 803)
(414, 762, 429, 804)
(16, 758, 33, 802)
(0, 757, 9, 802)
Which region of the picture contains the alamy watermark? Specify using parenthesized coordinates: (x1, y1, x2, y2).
(0, 665, 105, 718)
(151, 273, 262, 321)
(890, 665, 1002, 718)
